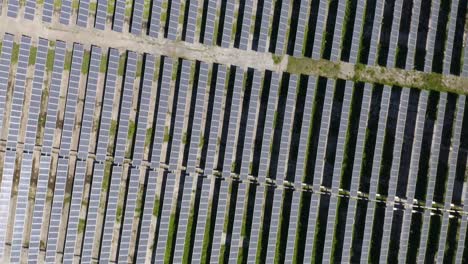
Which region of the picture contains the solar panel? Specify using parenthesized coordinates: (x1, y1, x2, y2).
(27, 155, 52, 262)
(42, 41, 66, 154)
(136, 170, 159, 262)
(273, 0, 291, 54)
(423, 1, 440, 73)
(59, 0, 72, 24)
(379, 87, 410, 263)
(94, 0, 108, 30)
(228, 181, 247, 262)
(24, 38, 48, 151)
(265, 188, 283, 263)
(114, 52, 137, 163)
(7, 36, 31, 147)
(341, 62, 377, 264)
(7, 0, 19, 17)
(247, 184, 264, 261)
(99, 165, 123, 262)
(130, 0, 145, 34)
(173, 175, 194, 263)
(76, 0, 90, 27)
(443, 0, 460, 75)
(397, 91, 428, 262)
(184, 0, 199, 43)
(81, 163, 104, 262)
(148, 0, 162, 37)
(367, 0, 385, 65)
(118, 167, 142, 262)
(154, 173, 177, 260)
(239, 70, 262, 179)
(284, 190, 300, 261)
(167, 0, 181, 40)
(201, 0, 217, 45)
(0, 34, 14, 141)
(24, 0, 37, 20)
(209, 179, 229, 263)
(220, 0, 235, 48)
(113, 0, 126, 32)
(238, 0, 253, 50)
(63, 160, 87, 262)
(150, 58, 173, 168)
(45, 158, 70, 262)
(311, 0, 329, 60)
(132, 55, 155, 165)
(222, 67, 243, 178)
(347, 0, 365, 64)
(187, 62, 208, 173)
(360, 86, 391, 263)
(169, 60, 191, 171)
(385, 0, 403, 67)
(405, 0, 422, 70)
(435, 95, 465, 263)
(257, 0, 273, 52)
(59, 43, 84, 155)
(322, 81, 353, 262)
(257, 72, 280, 183)
(96, 49, 119, 160)
(303, 192, 320, 263)
(312, 79, 335, 190)
(42, 0, 53, 22)
(292, 0, 311, 57)
(417, 210, 432, 263)
(0, 154, 15, 257)
(203, 65, 226, 176)
(275, 75, 297, 185)
(456, 215, 468, 263)
(329, 0, 346, 61)
(191, 176, 211, 263)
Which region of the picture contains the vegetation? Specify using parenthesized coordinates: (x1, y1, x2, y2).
(82, 50, 91, 74)
(29, 46, 37, 66)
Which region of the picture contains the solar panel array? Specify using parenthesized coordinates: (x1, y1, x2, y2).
(0, 0, 467, 263)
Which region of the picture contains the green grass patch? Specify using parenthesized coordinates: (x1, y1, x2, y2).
(11, 43, 20, 64)
(164, 213, 177, 263)
(100, 53, 108, 73)
(54, 0, 62, 10)
(152, 196, 160, 216)
(64, 50, 72, 71)
(78, 218, 86, 233)
(136, 58, 143, 77)
(272, 54, 283, 64)
(163, 126, 170, 142)
(29, 46, 37, 66)
(145, 127, 153, 147)
(81, 50, 90, 74)
(46, 48, 55, 72)
(118, 53, 126, 76)
(90, 2, 97, 12)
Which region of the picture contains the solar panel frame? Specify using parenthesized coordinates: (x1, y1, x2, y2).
(24, 38, 48, 151)
(385, 0, 403, 68)
(292, 0, 311, 57)
(220, 0, 236, 48)
(379, 87, 410, 263)
(7, 0, 19, 18)
(0, 34, 14, 141)
(24, 0, 37, 20)
(148, 0, 162, 37)
(360, 86, 392, 264)
(322, 81, 353, 262)
(443, 0, 460, 75)
(6, 36, 31, 147)
(367, 0, 385, 65)
(423, 0, 441, 73)
(247, 184, 264, 261)
(398, 90, 428, 263)
(150, 57, 172, 168)
(257, 72, 280, 183)
(274, 74, 297, 185)
(239, 69, 262, 179)
(187, 62, 208, 173)
(154, 173, 177, 260)
(99, 165, 123, 262)
(228, 181, 247, 262)
(169, 60, 191, 171)
(238, 0, 253, 50)
(28, 155, 52, 262)
(265, 188, 283, 263)
(257, 0, 273, 52)
(42, 0, 54, 22)
(130, 0, 145, 34)
(135, 170, 159, 262)
(436, 95, 465, 263)
(284, 190, 300, 261)
(201, 0, 217, 45)
(94, 0, 108, 30)
(221, 67, 243, 178)
(191, 176, 211, 263)
(184, 0, 199, 43)
(209, 179, 229, 263)
(203, 65, 226, 176)
(303, 192, 320, 263)
(76, 0, 90, 27)
(114, 51, 137, 163)
(347, 0, 366, 64)
(0, 152, 16, 258)
(311, 0, 329, 60)
(59, 0, 73, 24)
(112, 0, 126, 32)
(329, 0, 347, 62)
(167, 0, 181, 40)
(405, 0, 422, 70)
(173, 175, 194, 263)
